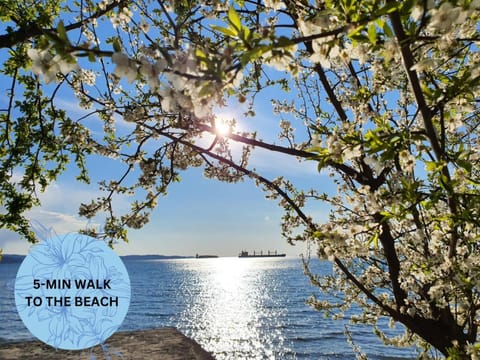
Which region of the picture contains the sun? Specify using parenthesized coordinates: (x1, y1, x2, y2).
(214, 117, 233, 137)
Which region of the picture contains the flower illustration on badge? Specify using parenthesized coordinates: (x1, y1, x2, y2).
(14, 233, 131, 350)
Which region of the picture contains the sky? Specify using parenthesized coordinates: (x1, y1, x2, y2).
(0, 146, 329, 257)
(0, 9, 335, 258)
(0, 88, 333, 257)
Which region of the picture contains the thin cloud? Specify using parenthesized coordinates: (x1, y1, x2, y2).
(0, 209, 93, 255)
(249, 147, 322, 178)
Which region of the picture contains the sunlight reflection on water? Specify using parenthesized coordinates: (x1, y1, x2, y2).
(176, 258, 292, 359)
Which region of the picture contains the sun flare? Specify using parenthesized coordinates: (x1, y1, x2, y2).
(214, 117, 233, 137)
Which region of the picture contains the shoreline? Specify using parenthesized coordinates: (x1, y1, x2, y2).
(0, 327, 215, 360)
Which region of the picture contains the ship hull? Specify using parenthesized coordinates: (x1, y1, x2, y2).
(238, 254, 286, 258)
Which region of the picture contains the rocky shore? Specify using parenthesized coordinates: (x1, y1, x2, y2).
(0, 327, 215, 360)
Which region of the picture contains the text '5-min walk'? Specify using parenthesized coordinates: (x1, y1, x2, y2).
(33, 279, 112, 290)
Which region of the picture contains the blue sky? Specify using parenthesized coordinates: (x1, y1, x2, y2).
(0, 148, 328, 257)
(0, 88, 332, 257)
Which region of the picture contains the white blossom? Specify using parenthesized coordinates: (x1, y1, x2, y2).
(263, 0, 285, 11)
(411, 5, 424, 21)
(78, 69, 96, 86)
(27, 48, 78, 83)
(139, 60, 160, 88)
(98, 0, 110, 11)
(427, 3, 465, 32)
(112, 52, 137, 82)
(410, 59, 435, 72)
(262, 44, 298, 71)
(139, 19, 150, 33)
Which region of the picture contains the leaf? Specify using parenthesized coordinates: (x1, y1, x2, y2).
(239, 45, 270, 66)
(198, 83, 213, 97)
(368, 232, 379, 248)
(57, 20, 68, 42)
(112, 38, 121, 53)
(228, 6, 241, 32)
(380, 210, 393, 220)
(347, 25, 365, 39)
(88, 52, 96, 62)
(195, 48, 207, 60)
(375, 2, 402, 16)
(210, 24, 238, 38)
(400, 0, 416, 15)
(382, 22, 393, 38)
(367, 23, 377, 45)
(240, 26, 251, 43)
(457, 159, 472, 173)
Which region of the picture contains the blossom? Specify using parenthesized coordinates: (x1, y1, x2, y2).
(112, 52, 137, 82)
(10, 1, 480, 356)
(110, 6, 133, 28)
(310, 41, 332, 68)
(139, 60, 160, 88)
(298, 18, 323, 37)
(27, 48, 78, 83)
(78, 69, 96, 86)
(349, 43, 369, 64)
(98, 0, 109, 11)
(427, 3, 465, 32)
(411, 5, 424, 21)
(279, 119, 291, 131)
(28, 48, 52, 76)
(139, 20, 150, 33)
(261, 44, 298, 71)
(263, 0, 285, 11)
(410, 58, 435, 72)
(471, 0, 480, 9)
(159, 87, 178, 112)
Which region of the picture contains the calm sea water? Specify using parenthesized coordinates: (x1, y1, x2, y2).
(0, 257, 417, 359)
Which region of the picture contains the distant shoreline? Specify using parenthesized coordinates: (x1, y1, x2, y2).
(0, 254, 193, 263)
(121, 254, 193, 260)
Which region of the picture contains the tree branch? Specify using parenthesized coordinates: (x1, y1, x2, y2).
(149, 124, 316, 229)
(388, 11, 441, 160)
(389, 10, 460, 258)
(0, 0, 127, 49)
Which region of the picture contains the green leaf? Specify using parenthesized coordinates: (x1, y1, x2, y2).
(112, 38, 121, 52)
(376, 2, 402, 16)
(198, 83, 214, 97)
(368, 232, 379, 248)
(367, 23, 377, 45)
(382, 22, 393, 38)
(425, 161, 441, 173)
(400, 0, 416, 15)
(239, 45, 270, 66)
(457, 159, 472, 173)
(228, 6, 241, 32)
(211, 24, 238, 38)
(347, 25, 365, 39)
(57, 20, 68, 42)
(195, 48, 207, 60)
(240, 26, 251, 43)
(380, 210, 393, 220)
(88, 52, 96, 62)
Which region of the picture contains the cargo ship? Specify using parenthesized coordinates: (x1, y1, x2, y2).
(238, 250, 286, 258)
(195, 254, 219, 259)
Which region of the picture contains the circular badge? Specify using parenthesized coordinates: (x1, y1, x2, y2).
(14, 233, 131, 350)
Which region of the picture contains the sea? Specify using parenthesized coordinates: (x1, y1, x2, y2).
(0, 257, 418, 359)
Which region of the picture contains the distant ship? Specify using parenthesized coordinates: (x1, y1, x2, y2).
(195, 254, 219, 259)
(238, 250, 286, 258)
